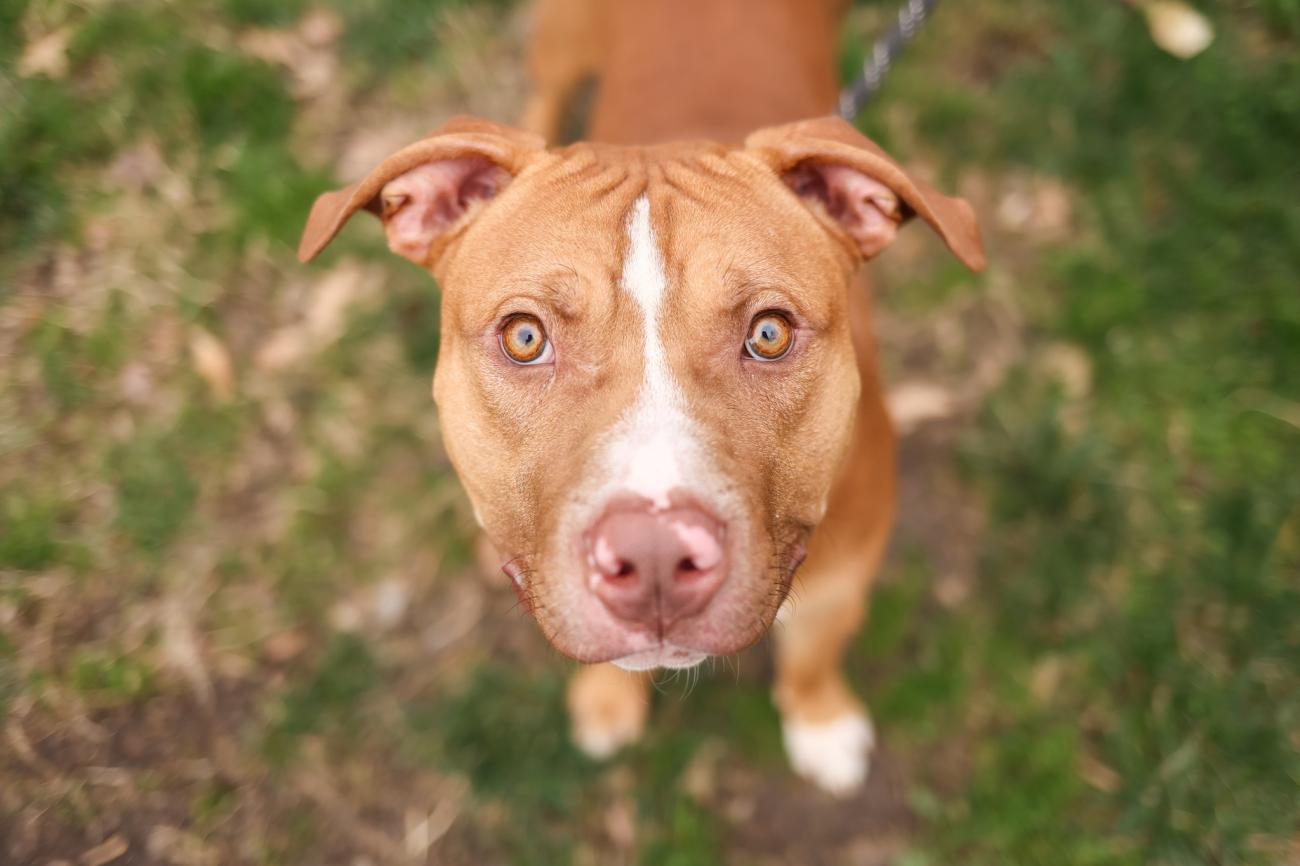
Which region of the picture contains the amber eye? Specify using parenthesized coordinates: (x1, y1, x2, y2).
(744, 312, 794, 361)
(500, 314, 550, 365)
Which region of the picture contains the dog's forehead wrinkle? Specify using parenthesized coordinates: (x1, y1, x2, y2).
(490, 265, 586, 314)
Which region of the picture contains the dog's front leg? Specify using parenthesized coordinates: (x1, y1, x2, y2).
(567, 662, 649, 759)
(773, 562, 877, 796)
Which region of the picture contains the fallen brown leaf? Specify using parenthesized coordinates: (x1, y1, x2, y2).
(887, 381, 956, 434)
(1030, 655, 1064, 703)
(19, 27, 71, 79)
(147, 825, 218, 866)
(1078, 753, 1123, 793)
(1038, 342, 1093, 399)
(80, 834, 128, 866)
(263, 629, 308, 663)
(160, 598, 214, 706)
(189, 328, 235, 401)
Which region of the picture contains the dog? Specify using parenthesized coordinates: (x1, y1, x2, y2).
(298, 0, 983, 794)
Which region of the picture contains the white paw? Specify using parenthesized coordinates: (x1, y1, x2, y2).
(781, 711, 876, 796)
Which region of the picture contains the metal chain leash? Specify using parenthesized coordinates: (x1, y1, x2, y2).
(838, 0, 941, 120)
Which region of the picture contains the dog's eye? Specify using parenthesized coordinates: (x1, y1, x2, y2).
(744, 312, 794, 361)
(500, 314, 551, 365)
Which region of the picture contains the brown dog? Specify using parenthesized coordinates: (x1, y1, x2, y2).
(299, 0, 983, 794)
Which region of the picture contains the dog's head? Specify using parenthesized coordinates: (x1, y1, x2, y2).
(301, 115, 982, 669)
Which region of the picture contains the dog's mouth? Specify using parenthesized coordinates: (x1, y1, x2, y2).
(493, 520, 812, 669)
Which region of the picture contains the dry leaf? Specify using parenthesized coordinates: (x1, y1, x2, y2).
(887, 381, 956, 434)
(402, 796, 460, 858)
(238, 28, 299, 66)
(331, 579, 412, 634)
(254, 327, 311, 372)
(1038, 342, 1093, 399)
(160, 598, 214, 706)
(1079, 753, 1123, 792)
(237, 12, 340, 99)
(422, 581, 485, 654)
(997, 174, 1075, 240)
(118, 362, 156, 404)
(189, 328, 235, 401)
(1030, 655, 1064, 703)
(146, 825, 218, 866)
(299, 8, 343, 46)
(1142, 1, 1214, 59)
(81, 834, 129, 866)
(372, 579, 410, 629)
(933, 572, 971, 608)
(330, 598, 364, 632)
(256, 262, 375, 371)
(108, 139, 166, 193)
(19, 27, 71, 79)
(680, 740, 726, 803)
(604, 798, 637, 850)
(263, 629, 308, 663)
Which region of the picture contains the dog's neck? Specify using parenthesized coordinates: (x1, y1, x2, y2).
(587, 0, 844, 145)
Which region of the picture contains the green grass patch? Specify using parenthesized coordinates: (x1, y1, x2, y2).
(0, 76, 111, 276)
(629, 729, 727, 866)
(853, 1, 1300, 861)
(637, 796, 722, 866)
(0, 493, 63, 571)
(263, 633, 381, 766)
(945, 723, 1119, 866)
(323, 0, 513, 78)
(0, 630, 18, 717)
(406, 663, 597, 864)
(31, 303, 129, 410)
(108, 432, 199, 556)
(69, 647, 156, 704)
(405, 663, 733, 864)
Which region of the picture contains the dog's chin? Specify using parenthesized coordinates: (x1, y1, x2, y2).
(611, 646, 710, 672)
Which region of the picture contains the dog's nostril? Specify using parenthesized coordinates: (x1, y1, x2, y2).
(615, 560, 636, 578)
(677, 557, 699, 574)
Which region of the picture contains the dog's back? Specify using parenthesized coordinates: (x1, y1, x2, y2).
(525, 0, 845, 144)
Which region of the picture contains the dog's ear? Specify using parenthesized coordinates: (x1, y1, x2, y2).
(298, 116, 545, 265)
(745, 116, 985, 271)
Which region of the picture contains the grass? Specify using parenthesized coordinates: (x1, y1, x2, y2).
(1, 0, 1297, 863)
(858, 1, 1300, 861)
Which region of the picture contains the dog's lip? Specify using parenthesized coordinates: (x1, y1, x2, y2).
(520, 579, 776, 665)
(789, 538, 809, 571)
(501, 558, 526, 585)
(611, 644, 709, 671)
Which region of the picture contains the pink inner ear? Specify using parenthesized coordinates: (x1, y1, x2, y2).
(784, 161, 904, 258)
(379, 156, 507, 265)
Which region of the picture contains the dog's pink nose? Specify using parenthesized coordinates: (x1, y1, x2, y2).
(587, 507, 726, 629)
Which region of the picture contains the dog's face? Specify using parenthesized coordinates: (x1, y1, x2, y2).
(300, 116, 982, 669)
(430, 143, 863, 668)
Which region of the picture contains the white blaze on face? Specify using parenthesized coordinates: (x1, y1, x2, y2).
(610, 195, 698, 512)
(558, 194, 748, 672)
